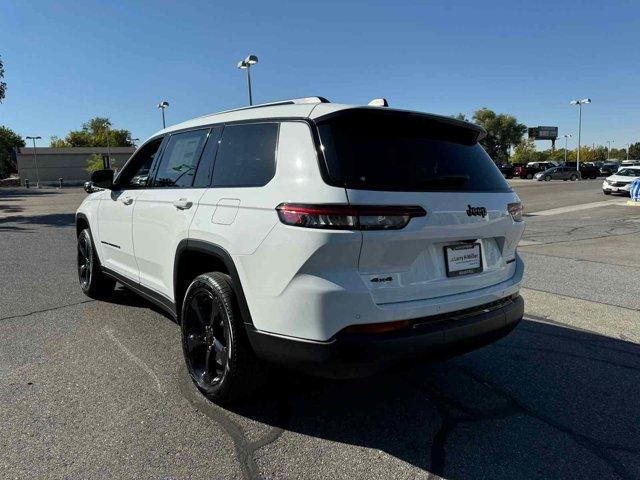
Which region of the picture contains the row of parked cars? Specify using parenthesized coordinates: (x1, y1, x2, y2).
(498, 160, 640, 180)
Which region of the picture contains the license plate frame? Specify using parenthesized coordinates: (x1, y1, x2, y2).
(444, 243, 483, 278)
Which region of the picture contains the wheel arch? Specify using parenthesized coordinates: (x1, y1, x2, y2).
(174, 240, 254, 327)
(76, 212, 90, 237)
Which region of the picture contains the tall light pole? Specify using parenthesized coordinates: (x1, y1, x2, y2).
(625, 143, 630, 161)
(570, 98, 591, 171)
(562, 134, 572, 164)
(25, 136, 42, 188)
(237, 55, 258, 105)
(606, 140, 614, 161)
(158, 101, 169, 128)
(132, 138, 140, 147)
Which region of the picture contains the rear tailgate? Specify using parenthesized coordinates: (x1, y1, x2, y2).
(347, 189, 522, 304)
(315, 107, 524, 305)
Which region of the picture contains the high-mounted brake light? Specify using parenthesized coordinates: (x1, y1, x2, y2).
(508, 202, 523, 222)
(276, 204, 426, 230)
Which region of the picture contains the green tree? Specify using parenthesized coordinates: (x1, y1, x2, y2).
(472, 108, 526, 163)
(50, 117, 133, 148)
(0, 55, 6, 103)
(628, 142, 640, 160)
(85, 153, 117, 173)
(0, 126, 25, 178)
(511, 138, 548, 164)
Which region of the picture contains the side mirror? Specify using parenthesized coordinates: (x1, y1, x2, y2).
(90, 169, 114, 190)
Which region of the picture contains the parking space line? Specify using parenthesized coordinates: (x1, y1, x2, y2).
(527, 200, 628, 216)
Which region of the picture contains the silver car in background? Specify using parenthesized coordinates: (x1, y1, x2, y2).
(535, 166, 581, 182)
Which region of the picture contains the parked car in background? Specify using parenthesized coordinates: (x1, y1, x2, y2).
(514, 162, 556, 179)
(600, 162, 621, 176)
(498, 163, 516, 178)
(602, 166, 640, 195)
(562, 162, 599, 179)
(535, 166, 581, 182)
(621, 159, 640, 167)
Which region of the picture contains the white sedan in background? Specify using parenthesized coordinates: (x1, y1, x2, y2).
(602, 166, 640, 195)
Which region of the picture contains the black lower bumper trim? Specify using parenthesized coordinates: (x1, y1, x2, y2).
(247, 295, 524, 378)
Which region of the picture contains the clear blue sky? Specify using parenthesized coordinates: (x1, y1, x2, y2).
(1, 0, 638, 150)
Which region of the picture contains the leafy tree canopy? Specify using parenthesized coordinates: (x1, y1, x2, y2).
(50, 117, 133, 148)
(0, 125, 25, 178)
(472, 108, 527, 163)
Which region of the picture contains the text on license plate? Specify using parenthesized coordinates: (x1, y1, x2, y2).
(444, 243, 483, 277)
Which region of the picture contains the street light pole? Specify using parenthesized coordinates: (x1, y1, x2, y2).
(570, 98, 591, 172)
(606, 140, 614, 161)
(25, 136, 42, 188)
(562, 134, 572, 164)
(237, 55, 259, 106)
(157, 101, 169, 129)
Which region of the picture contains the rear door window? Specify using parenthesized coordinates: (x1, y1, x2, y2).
(212, 123, 279, 187)
(317, 109, 510, 192)
(152, 129, 208, 188)
(193, 127, 223, 187)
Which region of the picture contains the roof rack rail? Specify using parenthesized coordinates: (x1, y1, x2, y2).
(194, 97, 331, 119)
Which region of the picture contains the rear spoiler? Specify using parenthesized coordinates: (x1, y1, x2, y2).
(314, 107, 487, 143)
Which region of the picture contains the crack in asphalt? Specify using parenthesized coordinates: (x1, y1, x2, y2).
(177, 364, 289, 480)
(0, 299, 95, 321)
(408, 359, 638, 480)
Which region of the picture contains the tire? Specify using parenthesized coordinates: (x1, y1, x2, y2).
(181, 272, 263, 405)
(526, 173, 533, 179)
(77, 228, 116, 298)
(570, 174, 577, 181)
(603, 190, 611, 195)
(544, 175, 551, 182)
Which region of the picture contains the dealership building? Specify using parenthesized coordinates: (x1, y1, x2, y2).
(15, 146, 135, 186)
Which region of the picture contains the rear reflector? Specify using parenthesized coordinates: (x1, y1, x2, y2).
(276, 204, 426, 230)
(340, 319, 411, 335)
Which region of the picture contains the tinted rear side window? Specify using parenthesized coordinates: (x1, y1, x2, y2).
(212, 123, 279, 187)
(317, 109, 510, 192)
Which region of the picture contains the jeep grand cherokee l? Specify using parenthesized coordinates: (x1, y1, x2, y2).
(76, 97, 525, 404)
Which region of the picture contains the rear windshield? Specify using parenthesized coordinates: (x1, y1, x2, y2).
(316, 109, 510, 192)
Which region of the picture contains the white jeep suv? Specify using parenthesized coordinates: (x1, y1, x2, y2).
(76, 97, 525, 404)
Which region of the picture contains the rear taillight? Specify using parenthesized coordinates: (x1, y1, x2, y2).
(508, 202, 523, 221)
(276, 204, 426, 230)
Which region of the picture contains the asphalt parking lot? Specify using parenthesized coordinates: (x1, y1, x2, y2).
(1, 181, 638, 480)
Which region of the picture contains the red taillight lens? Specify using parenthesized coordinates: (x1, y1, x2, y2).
(507, 202, 523, 222)
(276, 204, 426, 230)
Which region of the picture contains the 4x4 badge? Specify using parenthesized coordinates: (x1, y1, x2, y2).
(466, 205, 487, 218)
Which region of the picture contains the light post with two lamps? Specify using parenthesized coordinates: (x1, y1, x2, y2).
(158, 101, 169, 129)
(570, 98, 591, 172)
(237, 55, 258, 105)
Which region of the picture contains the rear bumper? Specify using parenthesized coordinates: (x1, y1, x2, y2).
(247, 294, 524, 378)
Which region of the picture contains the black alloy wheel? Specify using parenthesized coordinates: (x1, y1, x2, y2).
(180, 272, 263, 404)
(77, 229, 93, 290)
(182, 286, 231, 394)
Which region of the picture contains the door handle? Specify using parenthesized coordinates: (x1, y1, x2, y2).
(173, 198, 193, 210)
(121, 196, 134, 205)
